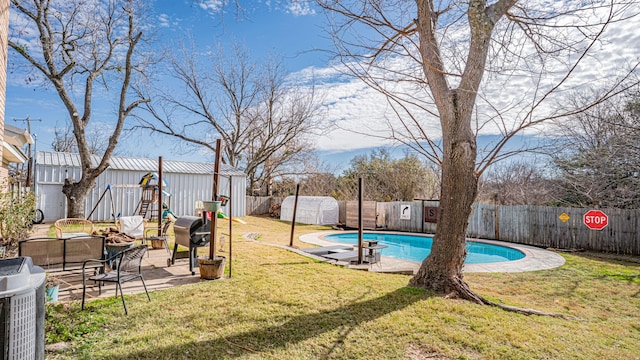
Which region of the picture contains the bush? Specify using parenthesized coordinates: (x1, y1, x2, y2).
(0, 190, 35, 245)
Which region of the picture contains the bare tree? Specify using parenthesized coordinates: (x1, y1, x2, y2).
(51, 125, 76, 153)
(477, 160, 553, 205)
(9, 0, 150, 217)
(549, 87, 640, 208)
(318, 0, 639, 312)
(136, 42, 324, 195)
(51, 123, 111, 155)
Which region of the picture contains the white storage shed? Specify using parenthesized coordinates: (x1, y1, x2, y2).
(280, 196, 339, 225)
(35, 151, 247, 222)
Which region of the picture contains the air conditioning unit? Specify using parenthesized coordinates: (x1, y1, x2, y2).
(0, 257, 46, 360)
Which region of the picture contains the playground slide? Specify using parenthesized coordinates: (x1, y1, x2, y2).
(206, 211, 248, 224)
(218, 212, 247, 224)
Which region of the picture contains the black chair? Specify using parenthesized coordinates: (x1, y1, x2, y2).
(82, 244, 151, 315)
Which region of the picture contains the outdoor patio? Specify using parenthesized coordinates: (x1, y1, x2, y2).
(25, 223, 205, 303)
(53, 246, 204, 302)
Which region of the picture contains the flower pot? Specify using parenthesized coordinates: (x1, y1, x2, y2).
(202, 201, 222, 212)
(46, 285, 59, 302)
(198, 256, 226, 280)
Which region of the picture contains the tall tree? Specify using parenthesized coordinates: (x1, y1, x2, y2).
(136, 42, 323, 195)
(477, 160, 553, 206)
(549, 87, 640, 209)
(338, 149, 439, 201)
(318, 0, 640, 310)
(9, 0, 150, 217)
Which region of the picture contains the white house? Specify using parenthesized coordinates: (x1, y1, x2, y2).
(35, 151, 247, 222)
(2, 123, 33, 168)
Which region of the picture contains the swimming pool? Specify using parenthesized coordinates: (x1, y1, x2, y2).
(323, 233, 525, 264)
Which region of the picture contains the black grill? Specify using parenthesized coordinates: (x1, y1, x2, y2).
(171, 216, 210, 275)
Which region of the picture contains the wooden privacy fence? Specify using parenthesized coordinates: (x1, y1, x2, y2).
(377, 201, 640, 255)
(467, 204, 640, 255)
(345, 201, 378, 229)
(245, 196, 277, 215)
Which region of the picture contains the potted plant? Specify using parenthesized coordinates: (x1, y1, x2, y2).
(45, 273, 60, 302)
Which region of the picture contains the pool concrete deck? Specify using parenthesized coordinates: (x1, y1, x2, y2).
(297, 231, 566, 274)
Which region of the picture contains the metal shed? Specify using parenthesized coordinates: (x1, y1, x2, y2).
(35, 151, 247, 222)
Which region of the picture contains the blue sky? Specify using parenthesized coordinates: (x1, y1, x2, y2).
(6, 1, 344, 166)
(6, 1, 640, 173)
(156, 1, 330, 72)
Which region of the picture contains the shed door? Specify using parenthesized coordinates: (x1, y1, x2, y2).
(40, 185, 66, 222)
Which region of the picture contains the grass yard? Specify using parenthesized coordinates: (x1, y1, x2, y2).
(45, 216, 640, 359)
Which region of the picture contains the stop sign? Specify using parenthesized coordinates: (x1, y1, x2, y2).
(583, 210, 608, 230)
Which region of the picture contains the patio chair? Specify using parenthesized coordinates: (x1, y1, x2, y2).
(144, 220, 172, 255)
(54, 218, 94, 238)
(81, 244, 151, 315)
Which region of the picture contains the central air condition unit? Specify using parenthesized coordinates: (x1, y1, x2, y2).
(0, 257, 46, 360)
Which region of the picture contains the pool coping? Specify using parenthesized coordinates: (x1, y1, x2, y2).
(298, 231, 566, 274)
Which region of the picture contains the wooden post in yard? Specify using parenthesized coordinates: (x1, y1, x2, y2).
(158, 156, 163, 235)
(358, 177, 363, 264)
(228, 176, 233, 278)
(289, 183, 300, 247)
(209, 139, 221, 260)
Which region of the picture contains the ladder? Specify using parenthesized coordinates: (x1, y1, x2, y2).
(138, 187, 159, 221)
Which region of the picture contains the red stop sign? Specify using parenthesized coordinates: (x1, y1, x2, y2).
(583, 210, 608, 230)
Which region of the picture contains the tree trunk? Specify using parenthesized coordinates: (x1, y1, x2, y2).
(409, 91, 479, 295)
(62, 177, 96, 219)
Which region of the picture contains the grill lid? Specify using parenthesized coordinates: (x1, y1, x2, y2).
(174, 216, 210, 246)
(175, 216, 205, 233)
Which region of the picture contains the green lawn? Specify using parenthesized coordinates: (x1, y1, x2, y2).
(46, 216, 640, 359)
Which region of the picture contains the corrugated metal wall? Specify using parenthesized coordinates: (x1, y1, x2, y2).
(36, 164, 246, 222)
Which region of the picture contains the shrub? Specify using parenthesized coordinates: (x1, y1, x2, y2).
(0, 190, 35, 245)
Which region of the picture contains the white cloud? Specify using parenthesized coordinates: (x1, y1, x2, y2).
(287, 1, 316, 16)
(199, 0, 226, 15)
(294, 1, 640, 153)
(158, 14, 171, 28)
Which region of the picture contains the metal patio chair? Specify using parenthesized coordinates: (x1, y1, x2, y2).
(81, 244, 151, 315)
(143, 220, 172, 255)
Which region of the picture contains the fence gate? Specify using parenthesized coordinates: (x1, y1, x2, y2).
(345, 201, 378, 229)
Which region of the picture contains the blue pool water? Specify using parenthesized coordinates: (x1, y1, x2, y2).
(324, 233, 525, 264)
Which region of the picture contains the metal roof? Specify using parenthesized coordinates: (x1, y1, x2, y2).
(36, 151, 246, 176)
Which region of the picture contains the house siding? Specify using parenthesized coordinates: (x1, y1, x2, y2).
(0, 0, 9, 182)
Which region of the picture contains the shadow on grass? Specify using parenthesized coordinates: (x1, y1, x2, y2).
(105, 286, 426, 359)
